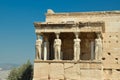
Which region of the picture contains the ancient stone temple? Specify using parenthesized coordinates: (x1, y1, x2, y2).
(33, 9, 120, 80)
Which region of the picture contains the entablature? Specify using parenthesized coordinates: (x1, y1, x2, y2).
(34, 21, 105, 33)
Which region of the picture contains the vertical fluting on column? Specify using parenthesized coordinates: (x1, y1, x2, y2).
(35, 34, 43, 60)
(54, 32, 61, 60)
(95, 32, 102, 60)
(74, 32, 81, 61)
(46, 37, 50, 60)
(43, 35, 49, 60)
(91, 41, 95, 60)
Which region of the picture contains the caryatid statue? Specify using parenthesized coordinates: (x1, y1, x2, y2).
(54, 33, 61, 60)
(95, 33, 102, 60)
(74, 33, 81, 60)
(35, 35, 42, 60)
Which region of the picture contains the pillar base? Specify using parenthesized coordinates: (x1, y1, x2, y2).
(33, 60, 102, 80)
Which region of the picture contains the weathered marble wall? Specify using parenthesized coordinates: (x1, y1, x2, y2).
(33, 10, 120, 80)
(33, 61, 102, 80)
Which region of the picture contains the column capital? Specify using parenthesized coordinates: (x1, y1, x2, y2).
(36, 33, 43, 35)
(54, 32, 60, 35)
(36, 34, 40, 40)
(95, 32, 102, 39)
(36, 33, 43, 40)
(74, 32, 80, 38)
(54, 32, 60, 39)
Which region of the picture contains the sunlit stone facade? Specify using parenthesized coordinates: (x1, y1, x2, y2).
(33, 9, 120, 80)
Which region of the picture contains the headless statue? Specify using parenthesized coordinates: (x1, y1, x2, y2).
(74, 34, 81, 60)
(54, 34, 61, 60)
(95, 34, 102, 60)
(35, 35, 42, 60)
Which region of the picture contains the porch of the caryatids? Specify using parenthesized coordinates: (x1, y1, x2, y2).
(54, 32, 62, 60)
(95, 33, 103, 60)
(74, 32, 81, 61)
(35, 34, 43, 60)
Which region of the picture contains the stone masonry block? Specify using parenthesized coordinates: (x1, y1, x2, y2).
(64, 63, 80, 80)
(33, 63, 49, 80)
(49, 63, 64, 80)
(80, 69, 102, 80)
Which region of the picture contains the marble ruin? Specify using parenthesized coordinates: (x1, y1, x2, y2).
(33, 9, 120, 80)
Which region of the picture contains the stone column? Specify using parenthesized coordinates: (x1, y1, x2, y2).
(74, 32, 81, 61)
(43, 35, 49, 60)
(95, 33, 102, 60)
(43, 42, 47, 60)
(91, 41, 95, 60)
(46, 38, 50, 60)
(54, 32, 61, 60)
(35, 34, 43, 60)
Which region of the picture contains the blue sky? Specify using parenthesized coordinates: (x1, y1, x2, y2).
(0, 0, 120, 64)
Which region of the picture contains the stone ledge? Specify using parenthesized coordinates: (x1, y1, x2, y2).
(46, 10, 120, 16)
(34, 59, 102, 64)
